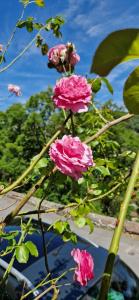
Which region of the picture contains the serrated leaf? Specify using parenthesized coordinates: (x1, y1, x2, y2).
(123, 66, 139, 114)
(91, 29, 139, 76)
(101, 78, 113, 94)
(35, 0, 45, 7)
(74, 217, 86, 228)
(16, 244, 29, 263)
(25, 241, 38, 257)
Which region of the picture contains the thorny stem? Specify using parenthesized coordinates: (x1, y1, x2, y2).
(98, 151, 139, 300)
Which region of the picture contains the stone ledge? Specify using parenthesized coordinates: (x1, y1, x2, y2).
(2, 191, 139, 236)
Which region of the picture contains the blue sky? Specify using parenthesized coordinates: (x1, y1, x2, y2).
(0, 0, 139, 110)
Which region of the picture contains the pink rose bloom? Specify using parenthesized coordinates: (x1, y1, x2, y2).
(0, 44, 3, 52)
(8, 84, 21, 96)
(71, 248, 94, 286)
(53, 75, 92, 113)
(47, 43, 80, 72)
(49, 135, 94, 180)
(48, 44, 67, 65)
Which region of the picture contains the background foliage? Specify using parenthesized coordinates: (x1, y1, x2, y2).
(0, 88, 139, 219)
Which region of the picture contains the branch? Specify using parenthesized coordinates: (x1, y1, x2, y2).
(0, 24, 46, 74)
(85, 113, 134, 144)
(0, 7, 25, 64)
(0, 112, 71, 196)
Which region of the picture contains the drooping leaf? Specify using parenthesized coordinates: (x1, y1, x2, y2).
(123, 66, 139, 114)
(91, 29, 139, 76)
(16, 244, 29, 263)
(25, 241, 38, 257)
(101, 78, 113, 94)
(41, 43, 49, 55)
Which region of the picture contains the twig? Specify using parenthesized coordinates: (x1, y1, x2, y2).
(0, 24, 46, 74)
(85, 113, 134, 144)
(0, 7, 25, 64)
(38, 196, 52, 279)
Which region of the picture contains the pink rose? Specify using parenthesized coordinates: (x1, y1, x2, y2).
(0, 44, 3, 52)
(48, 44, 67, 65)
(8, 84, 21, 96)
(47, 43, 80, 72)
(49, 135, 94, 180)
(71, 248, 94, 286)
(53, 75, 92, 113)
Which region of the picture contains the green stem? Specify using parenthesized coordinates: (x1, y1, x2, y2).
(0, 112, 71, 196)
(98, 150, 139, 300)
(0, 218, 32, 286)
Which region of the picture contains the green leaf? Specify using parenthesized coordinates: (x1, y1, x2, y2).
(35, 0, 45, 7)
(16, 244, 29, 263)
(35, 158, 49, 169)
(74, 217, 86, 228)
(41, 43, 49, 55)
(88, 78, 102, 93)
(123, 66, 139, 114)
(34, 23, 43, 30)
(16, 20, 26, 28)
(25, 241, 38, 257)
(91, 29, 139, 76)
(92, 189, 102, 196)
(101, 78, 113, 94)
(53, 221, 67, 234)
(0, 231, 18, 240)
(62, 231, 77, 243)
(95, 166, 110, 176)
(86, 218, 94, 233)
